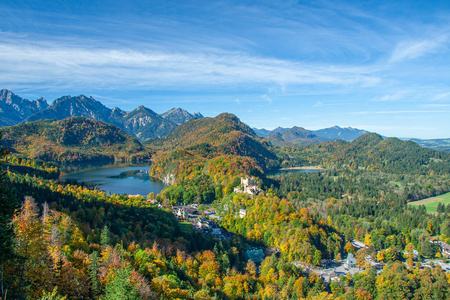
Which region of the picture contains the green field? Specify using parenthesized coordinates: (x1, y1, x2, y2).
(179, 221, 194, 233)
(408, 192, 450, 213)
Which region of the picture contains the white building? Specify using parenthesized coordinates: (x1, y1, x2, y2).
(345, 253, 356, 268)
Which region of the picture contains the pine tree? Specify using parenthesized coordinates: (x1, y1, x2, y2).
(90, 251, 100, 298)
(100, 225, 110, 248)
(102, 265, 140, 300)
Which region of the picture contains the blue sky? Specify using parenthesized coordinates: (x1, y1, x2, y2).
(1, 0, 450, 138)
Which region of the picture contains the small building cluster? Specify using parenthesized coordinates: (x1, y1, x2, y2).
(234, 176, 262, 195)
(173, 204, 200, 219)
(431, 239, 450, 256)
(192, 217, 233, 240)
(170, 204, 233, 240)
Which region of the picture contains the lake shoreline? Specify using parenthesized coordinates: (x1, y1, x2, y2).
(60, 163, 165, 196)
(279, 166, 324, 171)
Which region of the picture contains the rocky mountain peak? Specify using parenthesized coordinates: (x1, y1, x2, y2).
(161, 107, 202, 125)
(0, 89, 49, 126)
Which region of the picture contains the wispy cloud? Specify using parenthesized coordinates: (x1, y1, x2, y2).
(422, 104, 450, 108)
(261, 94, 273, 104)
(432, 92, 450, 101)
(389, 34, 449, 63)
(0, 38, 381, 92)
(313, 101, 351, 107)
(371, 90, 409, 102)
(352, 110, 449, 115)
(354, 125, 433, 131)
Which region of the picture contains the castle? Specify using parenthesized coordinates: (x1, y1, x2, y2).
(234, 176, 261, 195)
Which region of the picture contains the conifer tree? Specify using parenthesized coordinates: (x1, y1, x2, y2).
(100, 225, 110, 248)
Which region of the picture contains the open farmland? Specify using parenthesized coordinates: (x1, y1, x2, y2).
(408, 192, 450, 213)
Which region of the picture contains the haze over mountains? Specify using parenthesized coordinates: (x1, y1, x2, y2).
(252, 125, 370, 147)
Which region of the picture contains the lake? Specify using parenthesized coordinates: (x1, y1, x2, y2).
(60, 164, 166, 196)
(271, 167, 323, 176)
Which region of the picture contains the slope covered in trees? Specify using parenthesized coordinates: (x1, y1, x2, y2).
(1, 117, 149, 163)
(2, 113, 450, 299)
(283, 133, 450, 175)
(149, 113, 280, 204)
(151, 113, 278, 169)
(271, 132, 450, 274)
(265, 126, 323, 147)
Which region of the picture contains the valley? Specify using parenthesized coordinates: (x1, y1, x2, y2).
(1, 91, 450, 299)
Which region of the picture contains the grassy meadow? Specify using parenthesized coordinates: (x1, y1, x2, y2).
(408, 192, 450, 213)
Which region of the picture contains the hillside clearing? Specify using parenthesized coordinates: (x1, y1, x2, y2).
(408, 192, 450, 213)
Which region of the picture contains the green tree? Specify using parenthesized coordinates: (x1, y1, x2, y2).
(0, 133, 18, 298)
(147, 192, 155, 200)
(102, 265, 140, 300)
(100, 225, 110, 248)
(90, 251, 101, 297)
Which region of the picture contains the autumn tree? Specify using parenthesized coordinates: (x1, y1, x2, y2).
(13, 197, 52, 298)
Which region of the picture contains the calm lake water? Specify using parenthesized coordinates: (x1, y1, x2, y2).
(272, 168, 322, 176)
(60, 164, 166, 196)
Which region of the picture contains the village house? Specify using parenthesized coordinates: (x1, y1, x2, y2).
(175, 208, 189, 219)
(434, 240, 450, 257)
(345, 253, 356, 268)
(239, 209, 247, 218)
(350, 238, 367, 250)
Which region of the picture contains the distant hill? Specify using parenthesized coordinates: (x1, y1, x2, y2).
(161, 107, 203, 125)
(252, 127, 271, 138)
(1, 117, 149, 163)
(266, 126, 324, 147)
(313, 125, 370, 141)
(289, 132, 450, 175)
(0, 89, 48, 126)
(1, 90, 202, 141)
(253, 125, 369, 144)
(405, 138, 450, 152)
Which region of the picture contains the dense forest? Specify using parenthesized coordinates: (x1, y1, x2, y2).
(1, 118, 149, 163)
(2, 116, 450, 299)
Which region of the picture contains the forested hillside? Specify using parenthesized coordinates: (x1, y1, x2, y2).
(149, 113, 281, 203)
(2, 117, 450, 299)
(1, 117, 149, 163)
(283, 133, 450, 175)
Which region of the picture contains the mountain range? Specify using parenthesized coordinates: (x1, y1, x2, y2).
(252, 125, 370, 146)
(0, 89, 48, 126)
(0, 89, 202, 141)
(2, 89, 449, 152)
